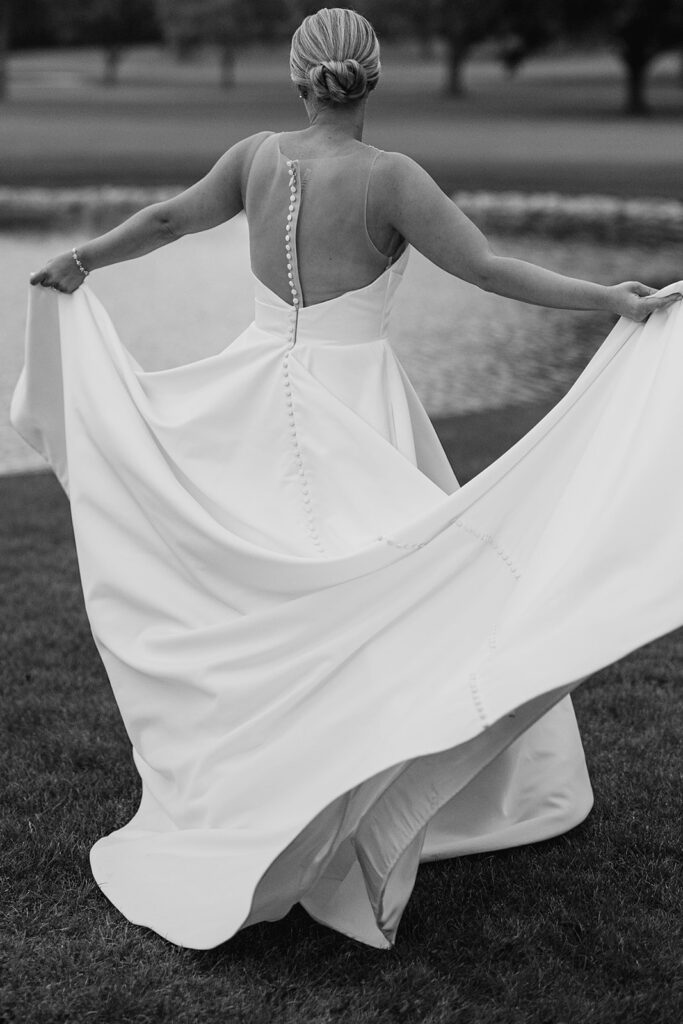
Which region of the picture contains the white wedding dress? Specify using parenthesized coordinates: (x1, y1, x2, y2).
(10, 132, 683, 950)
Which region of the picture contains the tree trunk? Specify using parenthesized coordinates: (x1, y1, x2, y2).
(219, 43, 235, 89)
(0, 3, 10, 102)
(102, 44, 123, 87)
(446, 40, 469, 96)
(623, 55, 649, 115)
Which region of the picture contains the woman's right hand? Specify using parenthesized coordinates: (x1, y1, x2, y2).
(607, 281, 683, 322)
(30, 252, 87, 294)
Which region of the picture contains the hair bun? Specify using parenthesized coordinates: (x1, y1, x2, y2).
(308, 58, 368, 105)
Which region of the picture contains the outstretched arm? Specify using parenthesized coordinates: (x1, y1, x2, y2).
(376, 152, 680, 323)
(30, 131, 271, 294)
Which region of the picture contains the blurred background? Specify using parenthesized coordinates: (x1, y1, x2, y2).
(1, 0, 682, 472)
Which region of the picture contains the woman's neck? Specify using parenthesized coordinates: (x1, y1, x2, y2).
(302, 100, 366, 142)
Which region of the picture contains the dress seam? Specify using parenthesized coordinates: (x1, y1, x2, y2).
(377, 517, 522, 582)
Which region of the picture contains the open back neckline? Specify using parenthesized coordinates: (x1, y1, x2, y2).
(274, 131, 380, 164)
(247, 131, 406, 312)
(252, 246, 409, 313)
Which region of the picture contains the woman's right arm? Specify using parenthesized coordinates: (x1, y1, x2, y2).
(375, 152, 680, 323)
(30, 131, 271, 293)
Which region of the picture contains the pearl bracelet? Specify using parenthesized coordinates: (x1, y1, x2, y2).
(71, 247, 89, 278)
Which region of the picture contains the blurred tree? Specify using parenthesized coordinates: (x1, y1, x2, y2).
(437, 0, 500, 94)
(562, 0, 683, 114)
(370, 0, 555, 95)
(495, 1, 561, 77)
(8, 0, 55, 50)
(0, 1, 9, 100)
(365, 0, 501, 94)
(52, 0, 160, 86)
(157, 0, 287, 88)
(362, 0, 441, 55)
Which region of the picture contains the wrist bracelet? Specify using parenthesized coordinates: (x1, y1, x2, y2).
(71, 248, 89, 278)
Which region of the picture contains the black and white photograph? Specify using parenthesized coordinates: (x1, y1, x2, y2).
(2, 2, 682, 1021)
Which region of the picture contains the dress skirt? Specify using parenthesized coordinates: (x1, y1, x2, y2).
(10, 263, 683, 949)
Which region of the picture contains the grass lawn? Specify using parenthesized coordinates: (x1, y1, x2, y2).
(1, 44, 682, 197)
(1, 409, 681, 1023)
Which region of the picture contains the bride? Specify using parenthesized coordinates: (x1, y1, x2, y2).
(16, 7, 683, 950)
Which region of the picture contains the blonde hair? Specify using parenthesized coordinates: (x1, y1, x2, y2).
(289, 7, 381, 106)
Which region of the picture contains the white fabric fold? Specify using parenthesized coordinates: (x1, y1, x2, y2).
(10, 268, 683, 949)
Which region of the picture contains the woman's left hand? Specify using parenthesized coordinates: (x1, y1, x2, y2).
(608, 281, 683, 322)
(30, 252, 87, 294)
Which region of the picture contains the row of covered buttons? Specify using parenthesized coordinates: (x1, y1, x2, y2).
(282, 160, 323, 553)
(285, 159, 300, 347)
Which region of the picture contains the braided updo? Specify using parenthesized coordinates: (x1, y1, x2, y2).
(290, 8, 381, 106)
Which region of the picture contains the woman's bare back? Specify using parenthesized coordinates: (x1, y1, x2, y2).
(244, 131, 406, 307)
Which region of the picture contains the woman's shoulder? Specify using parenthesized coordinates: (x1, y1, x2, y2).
(368, 149, 442, 211)
(372, 148, 432, 183)
(228, 131, 277, 194)
(234, 130, 277, 159)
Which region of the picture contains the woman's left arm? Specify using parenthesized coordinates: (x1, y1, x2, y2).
(377, 152, 681, 322)
(30, 131, 270, 294)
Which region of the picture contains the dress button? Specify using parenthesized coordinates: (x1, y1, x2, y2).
(287, 263, 292, 271)
(285, 244, 291, 253)
(288, 204, 294, 212)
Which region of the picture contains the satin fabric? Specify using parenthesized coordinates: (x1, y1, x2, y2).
(10, 256, 683, 949)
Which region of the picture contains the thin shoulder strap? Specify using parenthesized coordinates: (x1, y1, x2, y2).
(363, 148, 392, 265)
(363, 147, 383, 215)
(242, 131, 278, 202)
